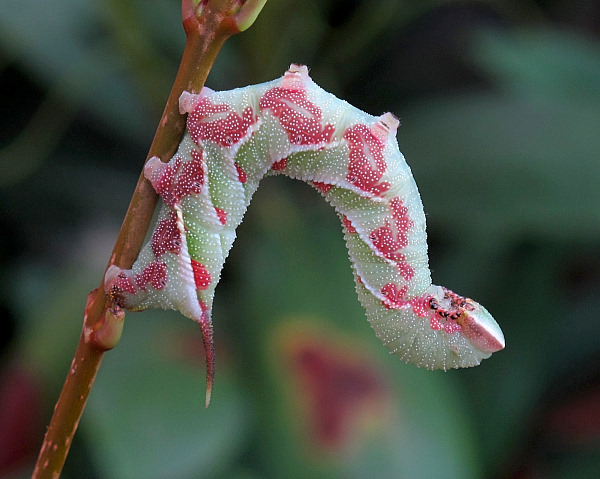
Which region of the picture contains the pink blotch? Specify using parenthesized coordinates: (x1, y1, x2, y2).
(235, 162, 247, 183)
(344, 124, 390, 196)
(259, 86, 335, 146)
(214, 207, 227, 225)
(113, 271, 137, 295)
(369, 197, 414, 281)
(381, 285, 430, 316)
(151, 149, 204, 207)
(409, 294, 431, 318)
(172, 149, 205, 199)
(312, 181, 332, 194)
(444, 321, 462, 334)
(151, 157, 179, 203)
(135, 262, 167, 291)
(429, 315, 462, 334)
(430, 315, 444, 331)
(187, 97, 259, 147)
(271, 158, 287, 171)
(370, 222, 406, 257)
(191, 260, 211, 290)
(342, 215, 356, 234)
(381, 282, 408, 309)
(369, 222, 411, 279)
(390, 197, 412, 229)
(151, 212, 182, 258)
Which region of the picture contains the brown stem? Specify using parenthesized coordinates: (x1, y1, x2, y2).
(31, 1, 266, 477)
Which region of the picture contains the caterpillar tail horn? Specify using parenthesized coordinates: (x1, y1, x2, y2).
(197, 315, 215, 408)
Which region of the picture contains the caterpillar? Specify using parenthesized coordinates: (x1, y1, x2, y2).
(105, 64, 505, 407)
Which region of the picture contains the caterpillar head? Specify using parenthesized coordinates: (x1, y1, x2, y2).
(456, 300, 505, 354)
(430, 286, 504, 355)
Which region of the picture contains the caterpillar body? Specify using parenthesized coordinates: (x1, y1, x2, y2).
(105, 65, 505, 406)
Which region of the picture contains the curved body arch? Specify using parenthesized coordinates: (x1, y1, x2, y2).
(105, 65, 505, 406)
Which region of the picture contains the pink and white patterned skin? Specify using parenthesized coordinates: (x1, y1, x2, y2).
(105, 65, 505, 406)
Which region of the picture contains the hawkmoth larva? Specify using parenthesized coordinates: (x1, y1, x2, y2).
(105, 65, 505, 407)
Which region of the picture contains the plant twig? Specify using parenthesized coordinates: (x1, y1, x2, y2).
(31, 1, 267, 477)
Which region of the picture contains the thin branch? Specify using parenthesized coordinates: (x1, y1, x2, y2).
(31, 1, 267, 477)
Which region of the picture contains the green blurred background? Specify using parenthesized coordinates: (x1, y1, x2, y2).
(1, 0, 599, 478)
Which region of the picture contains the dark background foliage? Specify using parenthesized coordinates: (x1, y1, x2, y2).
(1, 0, 599, 478)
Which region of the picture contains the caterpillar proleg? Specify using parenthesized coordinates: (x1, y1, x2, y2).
(105, 65, 505, 406)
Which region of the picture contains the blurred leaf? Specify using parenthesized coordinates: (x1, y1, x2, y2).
(10, 262, 99, 389)
(84, 311, 252, 479)
(399, 29, 600, 244)
(401, 93, 600, 244)
(0, 85, 76, 187)
(0, 0, 168, 143)
(473, 28, 600, 102)
(221, 0, 445, 91)
(546, 449, 600, 479)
